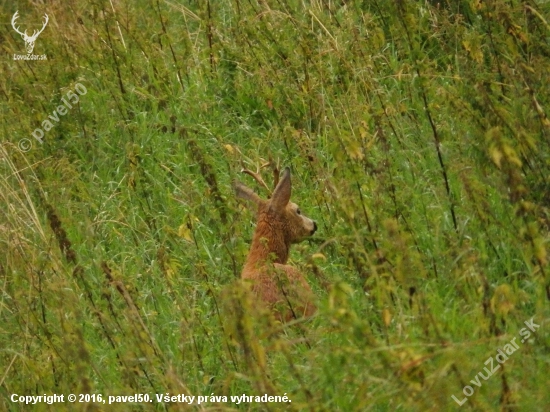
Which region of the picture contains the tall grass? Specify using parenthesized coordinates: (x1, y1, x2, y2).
(1, 0, 549, 410)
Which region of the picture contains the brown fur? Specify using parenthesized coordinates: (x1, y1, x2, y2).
(235, 167, 317, 322)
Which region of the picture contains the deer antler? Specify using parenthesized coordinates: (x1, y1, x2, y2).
(11, 11, 25, 37)
(269, 157, 280, 188)
(241, 158, 282, 193)
(241, 163, 271, 193)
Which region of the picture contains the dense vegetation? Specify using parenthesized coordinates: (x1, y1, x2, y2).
(2, 0, 550, 410)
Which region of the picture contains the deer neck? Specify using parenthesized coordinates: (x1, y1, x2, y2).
(244, 216, 290, 270)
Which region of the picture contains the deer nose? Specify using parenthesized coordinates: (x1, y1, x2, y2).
(311, 221, 317, 235)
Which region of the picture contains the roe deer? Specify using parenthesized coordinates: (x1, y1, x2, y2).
(235, 166, 317, 322)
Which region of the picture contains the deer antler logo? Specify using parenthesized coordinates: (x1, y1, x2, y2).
(11, 11, 49, 54)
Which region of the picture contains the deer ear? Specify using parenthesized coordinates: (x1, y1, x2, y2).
(234, 181, 262, 205)
(270, 167, 291, 210)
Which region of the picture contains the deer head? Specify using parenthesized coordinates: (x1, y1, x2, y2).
(11, 11, 49, 54)
(235, 165, 317, 265)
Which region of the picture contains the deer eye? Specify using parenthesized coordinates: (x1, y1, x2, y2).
(296, 208, 301, 215)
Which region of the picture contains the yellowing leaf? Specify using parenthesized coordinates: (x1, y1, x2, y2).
(462, 33, 484, 63)
(359, 125, 368, 139)
(382, 308, 391, 327)
(178, 224, 193, 242)
(347, 140, 364, 160)
(490, 284, 516, 316)
(489, 146, 503, 168)
(311, 253, 327, 261)
(533, 237, 547, 266)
